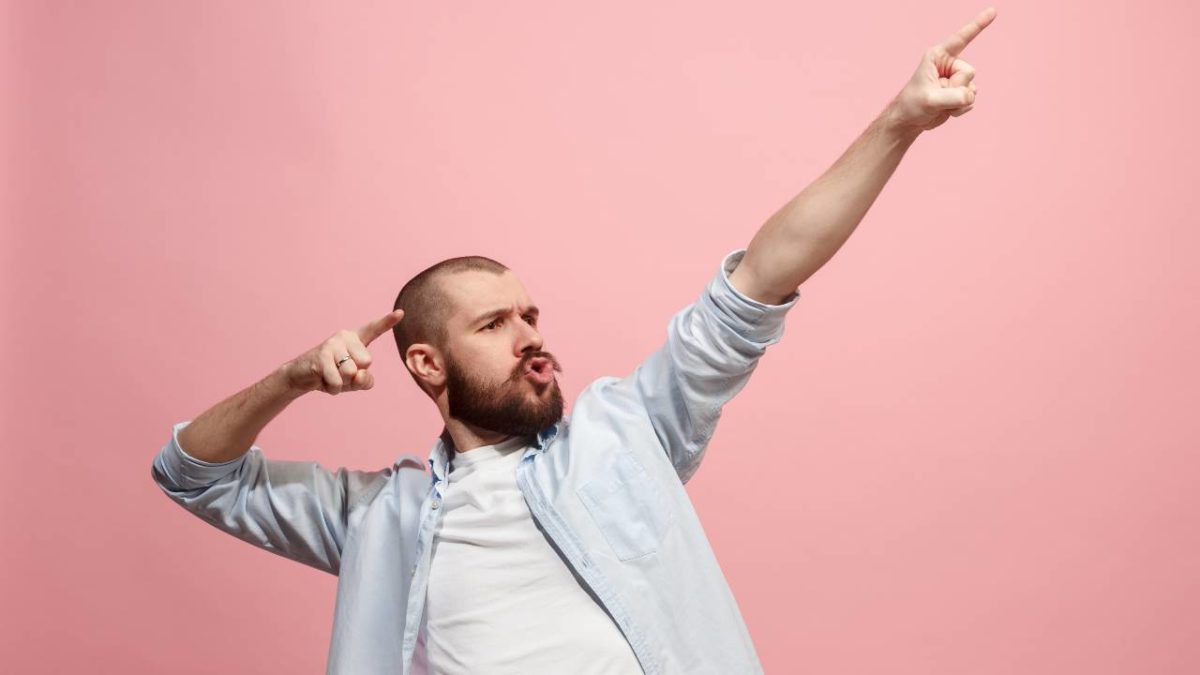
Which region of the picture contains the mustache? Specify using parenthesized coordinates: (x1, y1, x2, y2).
(511, 352, 563, 380)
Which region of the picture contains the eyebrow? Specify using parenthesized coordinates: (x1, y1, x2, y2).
(470, 305, 539, 327)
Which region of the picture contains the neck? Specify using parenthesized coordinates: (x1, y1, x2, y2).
(440, 417, 516, 454)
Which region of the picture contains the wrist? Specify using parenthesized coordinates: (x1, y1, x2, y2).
(267, 363, 308, 402)
(880, 98, 924, 143)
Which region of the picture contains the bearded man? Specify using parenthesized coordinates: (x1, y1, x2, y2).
(151, 8, 995, 674)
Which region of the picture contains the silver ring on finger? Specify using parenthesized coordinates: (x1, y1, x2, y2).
(336, 354, 353, 367)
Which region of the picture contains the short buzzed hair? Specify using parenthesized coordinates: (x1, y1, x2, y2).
(392, 256, 509, 393)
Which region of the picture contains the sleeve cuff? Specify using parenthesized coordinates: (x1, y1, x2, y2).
(704, 248, 801, 345)
(156, 420, 248, 489)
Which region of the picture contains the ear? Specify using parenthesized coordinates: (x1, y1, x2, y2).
(405, 344, 446, 388)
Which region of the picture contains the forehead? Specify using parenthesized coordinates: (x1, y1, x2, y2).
(440, 269, 533, 323)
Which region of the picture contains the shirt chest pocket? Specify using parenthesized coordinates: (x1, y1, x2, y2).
(576, 451, 675, 561)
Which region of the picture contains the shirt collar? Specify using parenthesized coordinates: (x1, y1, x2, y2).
(426, 420, 561, 485)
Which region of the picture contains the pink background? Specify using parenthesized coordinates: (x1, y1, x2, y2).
(4, 1, 1199, 673)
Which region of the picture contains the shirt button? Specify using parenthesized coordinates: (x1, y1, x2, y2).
(431, 499, 441, 509)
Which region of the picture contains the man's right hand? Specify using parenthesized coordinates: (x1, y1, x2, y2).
(281, 309, 406, 396)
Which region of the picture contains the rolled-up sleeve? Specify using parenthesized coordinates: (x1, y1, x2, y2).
(153, 420, 247, 490)
(150, 420, 389, 576)
(621, 248, 800, 484)
(706, 248, 799, 344)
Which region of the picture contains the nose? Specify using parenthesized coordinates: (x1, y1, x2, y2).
(516, 318, 543, 356)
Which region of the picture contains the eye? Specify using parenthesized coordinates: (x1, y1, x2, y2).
(480, 314, 536, 332)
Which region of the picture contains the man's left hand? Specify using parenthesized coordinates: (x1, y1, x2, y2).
(889, 7, 997, 134)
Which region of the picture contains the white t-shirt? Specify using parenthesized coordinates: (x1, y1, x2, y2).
(423, 434, 644, 674)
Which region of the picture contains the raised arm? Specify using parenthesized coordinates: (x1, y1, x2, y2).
(150, 309, 405, 575)
(174, 309, 405, 463)
(729, 7, 996, 304)
(612, 9, 997, 482)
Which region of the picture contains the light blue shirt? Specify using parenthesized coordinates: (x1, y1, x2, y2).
(151, 248, 800, 674)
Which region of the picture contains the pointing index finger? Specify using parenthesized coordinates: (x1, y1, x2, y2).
(358, 309, 405, 346)
(938, 7, 997, 58)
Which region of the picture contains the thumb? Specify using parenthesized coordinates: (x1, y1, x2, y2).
(351, 368, 375, 391)
(927, 86, 974, 110)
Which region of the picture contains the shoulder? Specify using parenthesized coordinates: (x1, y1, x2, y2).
(393, 453, 425, 471)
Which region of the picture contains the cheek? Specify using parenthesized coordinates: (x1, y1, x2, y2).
(475, 350, 517, 382)
(456, 339, 519, 382)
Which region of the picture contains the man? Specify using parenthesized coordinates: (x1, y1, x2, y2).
(151, 9, 994, 674)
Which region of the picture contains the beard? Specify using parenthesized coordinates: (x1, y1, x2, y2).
(444, 350, 565, 438)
